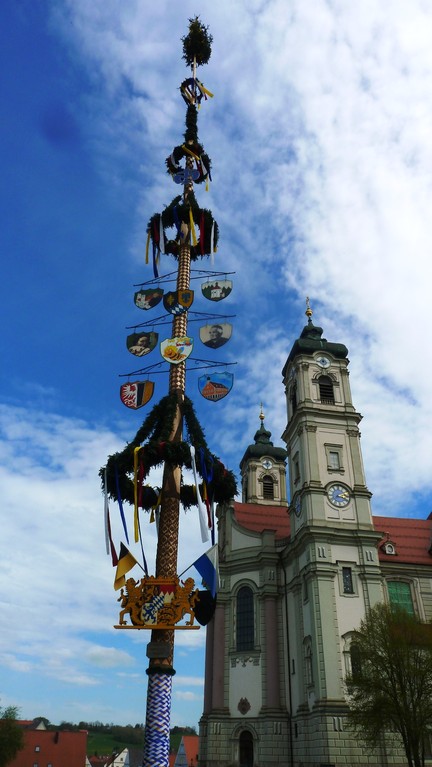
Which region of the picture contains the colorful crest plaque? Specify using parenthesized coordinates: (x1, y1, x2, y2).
(161, 336, 193, 364)
(200, 323, 232, 349)
(127, 331, 158, 357)
(120, 381, 155, 409)
(198, 372, 233, 401)
(163, 290, 194, 315)
(201, 279, 232, 302)
(134, 288, 164, 310)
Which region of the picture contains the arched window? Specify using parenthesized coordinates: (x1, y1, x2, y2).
(342, 631, 363, 680)
(350, 643, 362, 680)
(262, 474, 274, 499)
(236, 586, 254, 651)
(239, 730, 254, 767)
(318, 375, 335, 404)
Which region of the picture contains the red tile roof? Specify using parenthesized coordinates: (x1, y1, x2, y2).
(233, 502, 432, 565)
(8, 730, 87, 767)
(374, 515, 432, 565)
(180, 735, 199, 767)
(234, 502, 290, 539)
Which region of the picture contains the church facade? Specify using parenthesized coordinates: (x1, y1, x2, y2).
(199, 311, 432, 767)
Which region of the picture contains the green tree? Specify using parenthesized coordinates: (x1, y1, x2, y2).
(345, 603, 432, 767)
(0, 706, 24, 767)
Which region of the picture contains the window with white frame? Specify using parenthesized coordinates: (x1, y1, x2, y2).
(325, 443, 344, 472)
(338, 563, 358, 596)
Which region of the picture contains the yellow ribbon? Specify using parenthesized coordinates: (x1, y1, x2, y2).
(181, 144, 200, 162)
(150, 491, 162, 523)
(133, 447, 140, 542)
(198, 83, 214, 98)
(189, 208, 198, 246)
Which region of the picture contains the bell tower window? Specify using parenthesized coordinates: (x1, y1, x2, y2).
(290, 383, 297, 414)
(262, 474, 274, 499)
(318, 375, 335, 404)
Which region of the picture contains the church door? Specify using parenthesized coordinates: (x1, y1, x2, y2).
(239, 730, 254, 767)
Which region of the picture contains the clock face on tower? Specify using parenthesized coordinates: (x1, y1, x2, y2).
(262, 459, 273, 469)
(327, 483, 351, 507)
(316, 355, 331, 368)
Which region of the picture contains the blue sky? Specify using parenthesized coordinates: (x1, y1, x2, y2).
(2, 0, 432, 732)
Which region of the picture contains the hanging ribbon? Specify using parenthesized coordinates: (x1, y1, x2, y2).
(200, 211, 205, 256)
(197, 81, 214, 99)
(133, 447, 141, 542)
(104, 468, 110, 555)
(210, 221, 215, 265)
(189, 208, 198, 247)
(190, 445, 209, 543)
(150, 490, 162, 523)
(202, 483, 212, 530)
(211, 501, 215, 545)
(115, 465, 129, 545)
(107, 510, 118, 566)
(152, 241, 159, 279)
(199, 449, 214, 530)
(159, 214, 165, 254)
(138, 459, 145, 511)
(173, 205, 182, 239)
(136, 506, 149, 576)
(199, 448, 214, 487)
(181, 144, 200, 162)
(145, 231, 150, 265)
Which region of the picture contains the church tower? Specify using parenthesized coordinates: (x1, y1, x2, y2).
(280, 302, 384, 766)
(240, 408, 288, 505)
(200, 303, 432, 767)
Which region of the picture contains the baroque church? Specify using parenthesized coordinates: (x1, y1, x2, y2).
(199, 307, 432, 767)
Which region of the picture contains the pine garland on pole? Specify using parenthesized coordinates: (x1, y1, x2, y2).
(100, 18, 234, 767)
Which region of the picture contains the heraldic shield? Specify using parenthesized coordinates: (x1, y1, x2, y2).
(134, 288, 164, 310)
(200, 323, 232, 349)
(201, 279, 232, 302)
(126, 331, 158, 357)
(163, 289, 194, 315)
(161, 337, 193, 364)
(198, 372, 234, 401)
(120, 381, 155, 409)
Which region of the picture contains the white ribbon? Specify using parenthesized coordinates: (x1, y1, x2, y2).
(190, 445, 210, 542)
(104, 468, 110, 555)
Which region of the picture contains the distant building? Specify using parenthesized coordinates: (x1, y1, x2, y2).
(199, 313, 432, 766)
(10, 720, 88, 767)
(174, 734, 199, 767)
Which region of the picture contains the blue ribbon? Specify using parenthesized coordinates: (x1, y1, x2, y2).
(199, 448, 214, 487)
(173, 205, 183, 240)
(115, 464, 129, 545)
(152, 241, 159, 278)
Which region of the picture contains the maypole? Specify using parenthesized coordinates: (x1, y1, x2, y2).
(100, 18, 236, 767)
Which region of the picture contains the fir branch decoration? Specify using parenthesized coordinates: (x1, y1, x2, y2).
(182, 17, 213, 68)
(184, 104, 198, 143)
(100, 394, 237, 508)
(148, 195, 219, 261)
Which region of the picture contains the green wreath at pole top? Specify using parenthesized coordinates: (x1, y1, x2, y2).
(182, 17, 213, 67)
